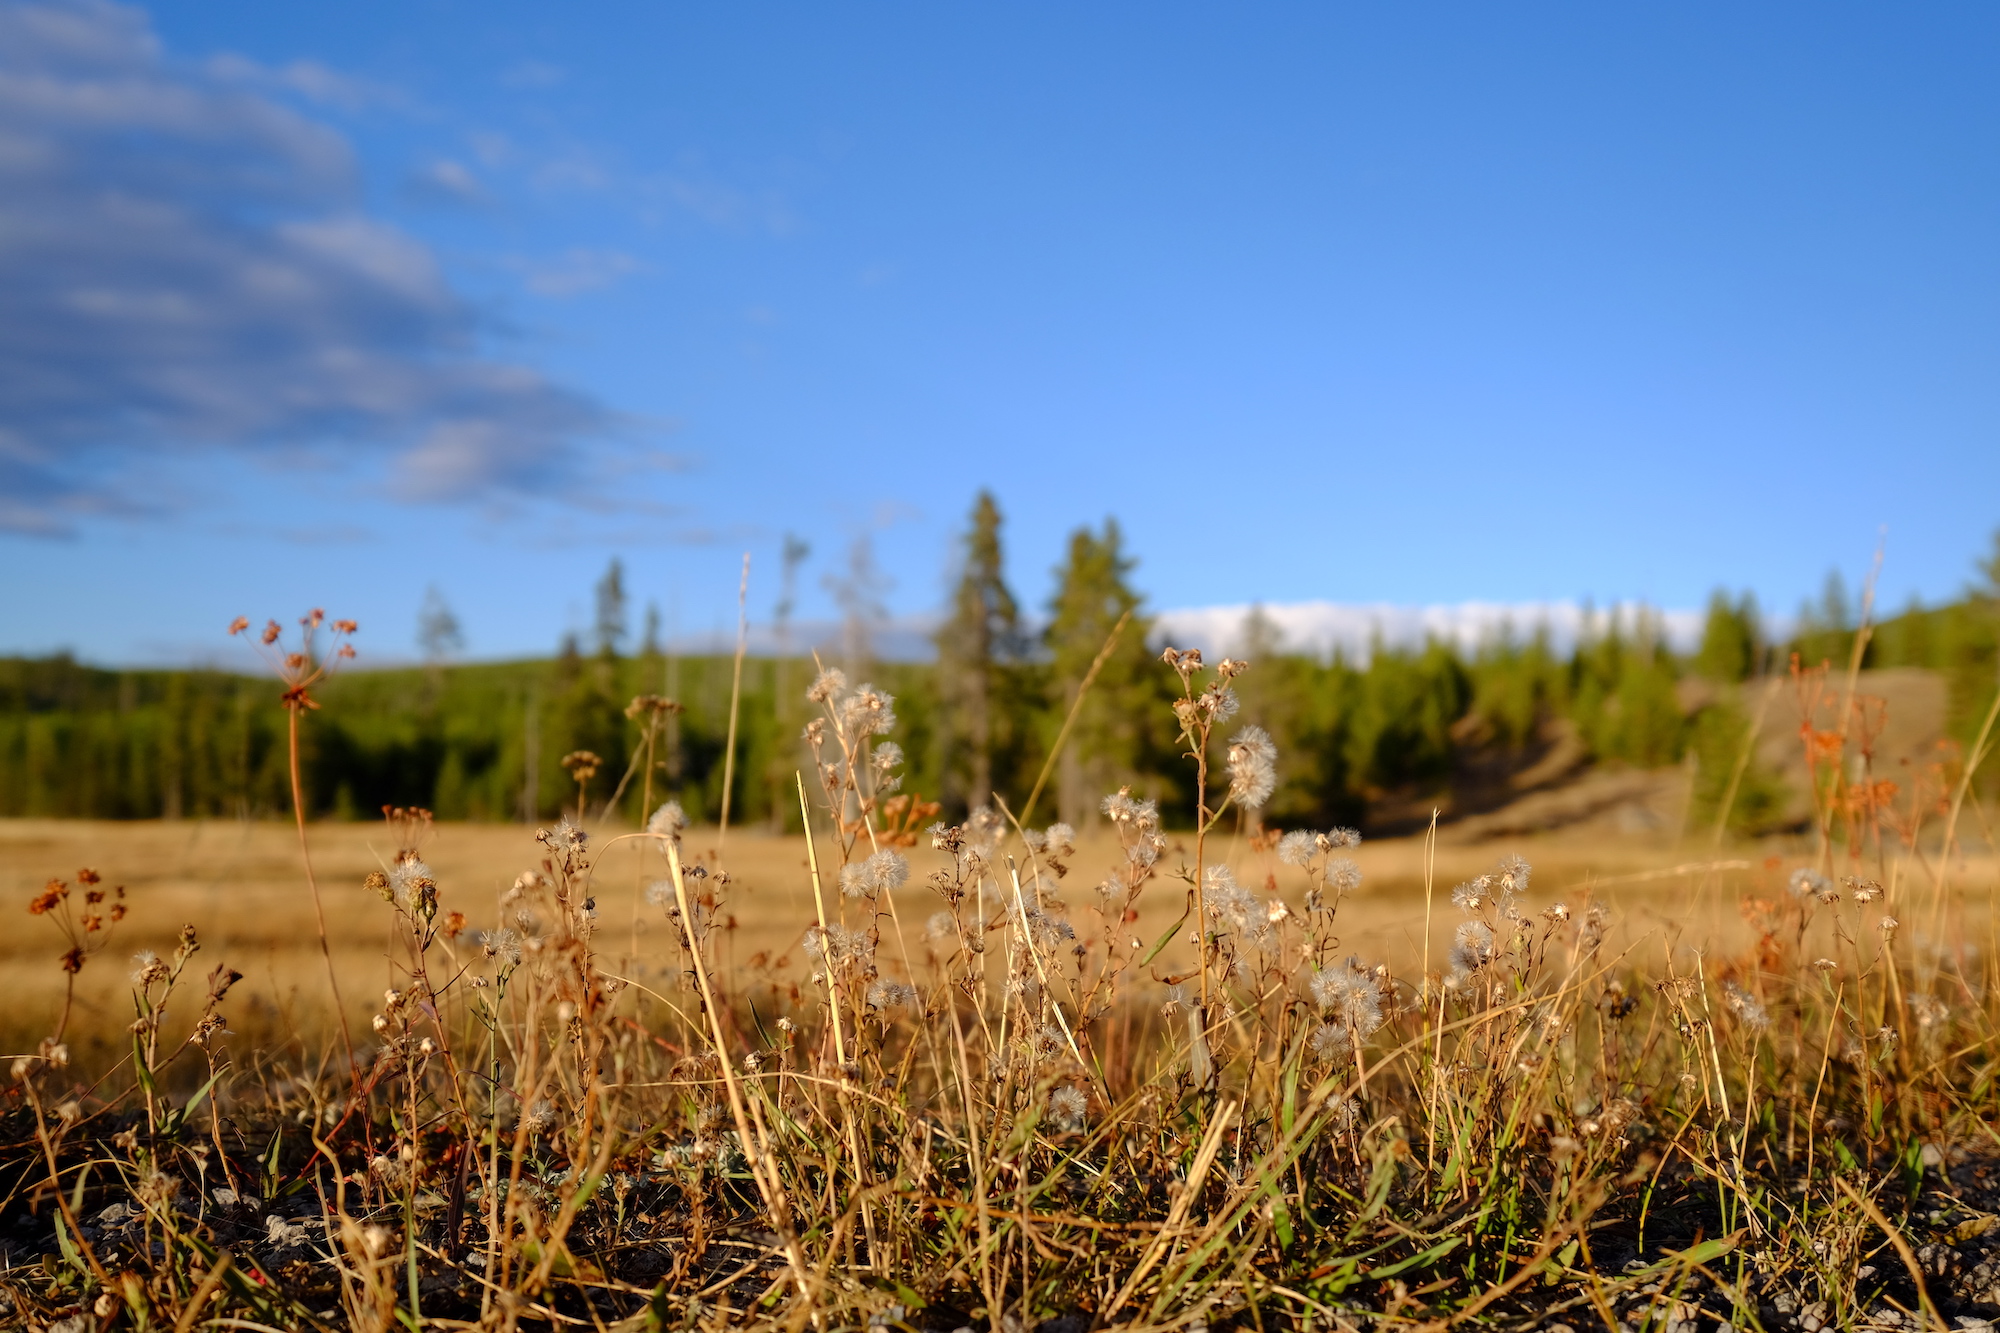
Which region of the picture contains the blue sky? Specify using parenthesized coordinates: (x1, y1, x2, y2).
(3, 1, 1997, 664)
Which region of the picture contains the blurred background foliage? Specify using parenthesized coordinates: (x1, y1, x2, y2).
(4, 502, 1997, 837)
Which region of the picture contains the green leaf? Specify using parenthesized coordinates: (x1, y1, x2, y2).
(261, 1127, 285, 1200)
(181, 1066, 227, 1121)
(644, 1281, 671, 1332)
(69, 1160, 92, 1220)
(1140, 909, 1190, 970)
(132, 1031, 157, 1102)
(1270, 1196, 1296, 1250)
(1365, 1235, 1462, 1281)
(53, 1212, 83, 1273)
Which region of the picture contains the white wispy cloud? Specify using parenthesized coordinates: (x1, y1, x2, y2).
(403, 157, 489, 207)
(0, 0, 631, 534)
(506, 247, 647, 297)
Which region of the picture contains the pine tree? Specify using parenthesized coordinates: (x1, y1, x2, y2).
(1043, 520, 1160, 826)
(1695, 590, 1761, 682)
(935, 492, 1024, 813)
(594, 559, 628, 660)
(416, 586, 465, 665)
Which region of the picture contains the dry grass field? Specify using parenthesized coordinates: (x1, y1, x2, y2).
(5, 813, 1948, 1066)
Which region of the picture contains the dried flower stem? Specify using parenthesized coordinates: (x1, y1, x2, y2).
(1017, 608, 1131, 828)
(718, 552, 751, 862)
(288, 702, 354, 1073)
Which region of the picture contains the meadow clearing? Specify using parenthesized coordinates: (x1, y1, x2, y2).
(0, 816, 1828, 1065)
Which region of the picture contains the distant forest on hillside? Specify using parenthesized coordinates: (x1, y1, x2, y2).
(6, 501, 1999, 834)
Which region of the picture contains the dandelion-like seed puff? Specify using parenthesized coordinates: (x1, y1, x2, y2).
(1226, 725, 1277, 808)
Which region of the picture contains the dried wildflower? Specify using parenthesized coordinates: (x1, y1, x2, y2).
(1308, 1021, 1352, 1063)
(1020, 907, 1077, 953)
(1495, 854, 1531, 897)
(804, 923, 874, 966)
(866, 980, 919, 1011)
(865, 848, 910, 891)
(1788, 868, 1828, 899)
(1548, 902, 1571, 921)
(870, 742, 906, 793)
(840, 684, 897, 739)
(482, 928, 523, 966)
(131, 950, 169, 985)
(28, 878, 66, 915)
(1814, 957, 1838, 971)
(1448, 920, 1494, 979)
(387, 858, 435, 909)
(1277, 831, 1317, 866)
(1845, 877, 1881, 904)
(647, 801, 688, 841)
(807, 668, 847, 704)
(1721, 980, 1770, 1030)
(924, 910, 956, 944)
(842, 849, 910, 897)
(1309, 958, 1384, 1037)
(1880, 916, 1900, 933)
(1044, 823, 1076, 857)
(540, 820, 587, 855)
(1226, 726, 1277, 808)
(966, 805, 1008, 851)
(1451, 878, 1490, 912)
(1911, 994, 1950, 1029)
(1326, 858, 1362, 895)
(1048, 1085, 1088, 1133)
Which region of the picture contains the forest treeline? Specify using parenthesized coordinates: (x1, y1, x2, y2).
(5, 501, 1998, 834)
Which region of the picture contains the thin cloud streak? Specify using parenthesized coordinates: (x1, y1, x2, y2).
(0, 0, 635, 534)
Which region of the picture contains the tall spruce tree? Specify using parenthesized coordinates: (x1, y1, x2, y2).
(595, 559, 629, 659)
(935, 492, 1023, 813)
(1695, 590, 1762, 682)
(1044, 520, 1158, 826)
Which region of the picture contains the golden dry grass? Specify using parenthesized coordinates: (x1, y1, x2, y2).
(8, 814, 1990, 1064)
